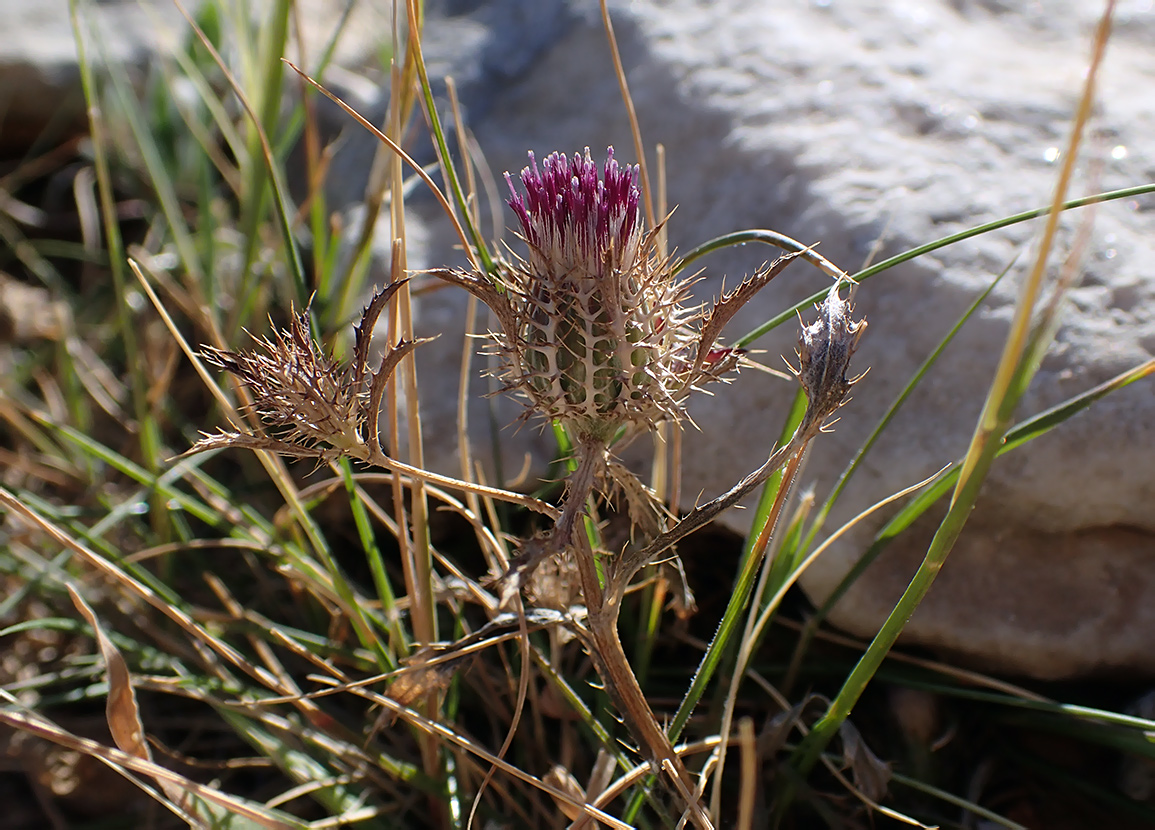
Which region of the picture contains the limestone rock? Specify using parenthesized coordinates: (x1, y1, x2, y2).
(23, 0, 1150, 679)
(0, 0, 175, 153)
(0, 0, 385, 156)
(394, 0, 1155, 679)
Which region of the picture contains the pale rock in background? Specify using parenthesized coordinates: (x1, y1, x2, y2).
(396, 0, 1155, 680)
(8, 0, 1154, 679)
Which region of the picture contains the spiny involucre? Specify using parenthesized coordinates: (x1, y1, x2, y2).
(201, 311, 363, 451)
(436, 146, 802, 444)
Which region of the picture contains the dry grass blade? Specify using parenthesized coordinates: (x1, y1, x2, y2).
(281, 59, 481, 274)
(599, 0, 654, 228)
(1, 489, 250, 673)
(0, 701, 301, 829)
(308, 681, 633, 830)
(590, 737, 724, 812)
(736, 718, 757, 830)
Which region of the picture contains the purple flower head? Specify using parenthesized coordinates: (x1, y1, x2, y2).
(505, 147, 642, 276)
(433, 145, 812, 444)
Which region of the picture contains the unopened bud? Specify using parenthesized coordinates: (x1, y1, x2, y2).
(797, 282, 866, 422)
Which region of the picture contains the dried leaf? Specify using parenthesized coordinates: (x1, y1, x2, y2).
(68, 586, 151, 763)
(387, 646, 475, 711)
(351, 279, 408, 385)
(0, 271, 70, 343)
(759, 694, 828, 760)
(840, 721, 892, 803)
(544, 765, 586, 821)
(605, 459, 669, 539)
(0, 706, 301, 829)
(67, 585, 195, 819)
(495, 533, 554, 609)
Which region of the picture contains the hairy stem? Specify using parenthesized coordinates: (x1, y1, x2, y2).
(586, 594, 713, 830)
(562, 442, 711, 828)
(563, 443, 605, 611)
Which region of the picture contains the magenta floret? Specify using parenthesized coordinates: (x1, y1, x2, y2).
(505, 147, 641, 263)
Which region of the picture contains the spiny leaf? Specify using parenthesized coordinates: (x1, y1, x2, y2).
(694, 250, 805, 378)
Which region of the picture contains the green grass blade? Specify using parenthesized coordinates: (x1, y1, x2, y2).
(889, 771, 1029, 830)
(729, 182, 1155, 349)
(217, 708, 395, 827)
(812, 355, 1155, 633)
(68, 0, 163, 478)
(338, 458, 405, 662)
(665, 388, 808, 745)
(35, 419, 222, 527)
(177, 0, 309, 324)
(781, 264, 1011, 690)
(406, 11, 495, 276)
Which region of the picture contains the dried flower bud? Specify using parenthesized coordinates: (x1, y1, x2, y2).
(196, 282, 420, 461)
(797, 282, 867, 422)
(203, 311, 364, 452)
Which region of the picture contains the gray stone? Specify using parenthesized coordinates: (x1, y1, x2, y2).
(0, 0, 183, 154)
(0, 0, 389, 157)
(305, 0, 577, 220)
(395, 0, 1155, 680)
(16, 0, 1153, 678)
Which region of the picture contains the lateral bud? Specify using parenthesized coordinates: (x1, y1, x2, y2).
(796, 282, 867, 424)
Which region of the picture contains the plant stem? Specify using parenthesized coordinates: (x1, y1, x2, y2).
(586, 599, 713, 829)
(563, 443, 711, 828)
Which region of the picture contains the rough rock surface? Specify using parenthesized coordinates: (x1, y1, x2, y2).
(0, 0, 385, 156)
(0, 0, 178, 153)
(10, 0, 1154, 679)
(393, 0, 1155, 680)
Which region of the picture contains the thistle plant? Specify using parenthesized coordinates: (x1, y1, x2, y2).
(195, 145, 866, 824)
(438, 148, 777, 443)
(195, 281, 422, 465)
(163, 44, 1149, 821)
(433, 146, 867, 818)
(435, 146, 865, 576)
(10, 1, 1151, 828)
